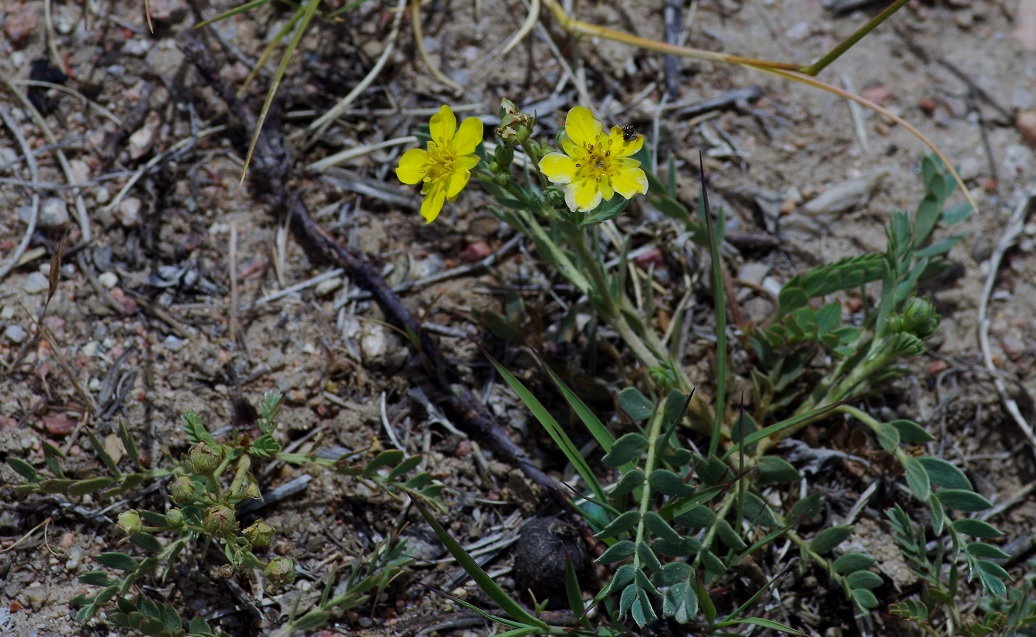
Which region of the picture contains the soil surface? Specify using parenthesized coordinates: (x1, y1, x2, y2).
(1, 1, 1035, 636)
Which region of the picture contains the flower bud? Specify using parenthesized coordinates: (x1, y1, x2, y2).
(496, 99, 533, 146)
(186, 442, 224, 475)
(264, 557, 296, 586)
(202, 504, 237, 537)
(165, 508, 185, 527)
(244, 520, 275, 548)
(493, 143, 514, 170)
(238, 479, 262, 501)
(169, 475, 196, 504)
(117, 510, 142, 535)
(217, 564, 235, 579)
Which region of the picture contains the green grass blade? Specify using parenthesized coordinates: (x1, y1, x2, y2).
(409, 495, 547, 629)
(482, 347, 607, 503)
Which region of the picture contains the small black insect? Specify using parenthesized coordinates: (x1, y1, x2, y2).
(622, 124, 638, 142)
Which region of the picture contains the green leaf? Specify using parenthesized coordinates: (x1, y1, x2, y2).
(69, 477, 116, 497)
(890, 419, 934, 443)
(832, 553, 875, 574)
(741, 492, 780, 528)
(618, 388, 654, 421)
(874, 421, 901, 452)
(408, 495, 547, 629)
(610, 469, 646, 499)
(648, 469, 694, 497)
(755, 456, 800, 483)
(951, 519, 1003, 539)
(918, 457, 972, 490)
(542, 363, 616, 452)
(364, 450, 404, 475)
(597, 511, 641, 540)
(846, 570, 883, 590)
(79, 571, 112, 586)
(787, 493, 824, 525)
(700, 549, 725, 575)
(715, 519, 746, 551)
(637, 541, 662, 572)
(663, 580, 698, 624)
(903, 457, 930, 501)
(130, 533, 164, 553)
(604, 433, 649, 468)
(724, 618, 804, 635)
(655, 562, 693, 587)
(642, 512, 681, 543)
(967, 542, 1010, 560)
(975, 560, 1009, 597)
(386, 455, 422, 481)
(8, 458, 41, 482)
(851, 588, 879, 609)
(890, 599, 929, 622)
(597, 540, 637, 564)
(675, 505, 715, 529)
(37, 478, 75, 494)
(929, 493, 946, 535)
(932, 489, 992, 512)
(810, 525, 852, 554)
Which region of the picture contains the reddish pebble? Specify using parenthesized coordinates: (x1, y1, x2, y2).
(1015, 110, 1036, 148)
(634, 247, 665, 270)
(41, 411, 76, 437)
(980, 177, 998, 193)
(927, 359, 949, 374)
(918, 96, 939, 116)
(462, 241, 492, 263)
(455, 439, 472, 457)
(844, 297, 863, 313)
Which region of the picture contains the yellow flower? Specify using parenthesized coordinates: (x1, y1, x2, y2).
(396, 105, 483, 223)
(538, 106, 648, 213)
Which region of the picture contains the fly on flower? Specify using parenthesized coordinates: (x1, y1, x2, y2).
(396, 105, 484, 223)
(538, 106, 648, 213)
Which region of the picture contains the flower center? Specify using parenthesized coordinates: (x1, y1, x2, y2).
(426, 139, 456, 181)
(575, 137, 613, 183)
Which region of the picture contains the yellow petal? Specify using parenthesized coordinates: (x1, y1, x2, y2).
(611, 160, 649, 198)
(445, 170, 471, 199)
(609, 127, 644, 157)
(396, 148, 429, 184)
(599, 176, 615, 201)
(429, 105, 457, 144)
(454, 117, 484, 155)
(421, 180, 447, 223)
(539, 152, 578, 184)
(560, 134, 587, 159)
(567, 179, 603, 212)
(565, 106, 601, 146)
(457, 154, 480, 172)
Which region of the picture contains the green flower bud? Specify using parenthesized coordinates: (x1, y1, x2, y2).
(202, 504, 237, 537)
(493, 143, 514, 170)
(238, 479, 262, 501)
(165, 508, 185, 527)
(901, 297, 940, 339)
(217, 564, 235, 579)
(264, 557, 296, 586)
(170, 475, 197, 504)
(186, 442, 224, 475)
(117, 510, 142, 535)
(243, 520, 275, 548)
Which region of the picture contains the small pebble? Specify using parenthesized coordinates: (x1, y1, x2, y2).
(117, 198, 142, 228)
(24, 272, 50, 294)
(3, 325, 27, 343)
(122, 38, 152, 57)
(36, 198, 71, 229)
(314, 277, 342, 296)
(163, 335, 187, 351)
(98, 272, 118, 289)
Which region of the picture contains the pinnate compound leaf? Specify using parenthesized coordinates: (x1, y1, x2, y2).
(618, 388, 654, 421)
(890, 599, 929, 621)
(598, 540, 636, 564)
(810, 525, 853, 554)
(903, 457, 930, 501)
(952, 519, 1003, 539)
(932, 489, 992, 512)
(604, 433, 649, 468)
(918, 457, 972, 490)
(832, 553, 875, 574)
